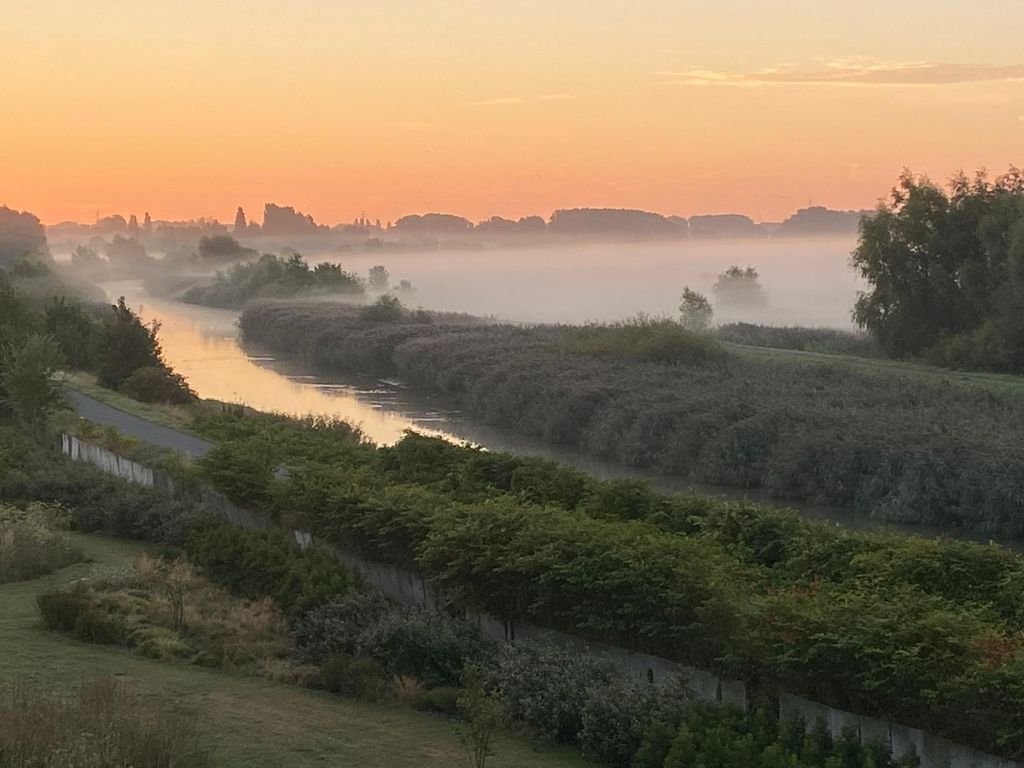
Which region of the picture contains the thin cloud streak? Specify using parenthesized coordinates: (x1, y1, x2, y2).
(657, 61, 1024, 87)
(466, 96, 525, 106)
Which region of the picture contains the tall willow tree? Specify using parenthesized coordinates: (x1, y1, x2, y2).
(853, 168, 1024, 370)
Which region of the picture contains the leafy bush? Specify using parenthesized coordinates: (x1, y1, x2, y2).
(319, 653, 387, 700)
(297, 592, 492, 687)
(635, 705, 919, 768)
(412, 686, 463, 716)
(37, 587, 90, 631)
(118, 365, 195, 404)
(72, 605, 128, 645)
(0, 502, 83, 583)
(185, 522, 356, 618)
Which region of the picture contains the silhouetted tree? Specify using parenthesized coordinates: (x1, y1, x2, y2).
(368, 265, 390, 291)
(679, 288, 713, 332)
(0, 206, 46, 265)
(712, 266, 767, 310)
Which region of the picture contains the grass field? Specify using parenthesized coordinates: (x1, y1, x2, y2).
(727, 341, 1024, 395)
(0, 533, 591, 768)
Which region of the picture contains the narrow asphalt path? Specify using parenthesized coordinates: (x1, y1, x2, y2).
(65, 389, 213, 458)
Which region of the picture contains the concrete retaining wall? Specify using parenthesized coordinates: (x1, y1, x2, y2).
(62, 435, 1022, 768)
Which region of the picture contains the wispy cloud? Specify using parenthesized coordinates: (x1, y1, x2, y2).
(657, 60, 1024, 87)
(466, 96, 524, 107)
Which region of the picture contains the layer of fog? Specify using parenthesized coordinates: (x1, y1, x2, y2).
(306, 238, 862, 328)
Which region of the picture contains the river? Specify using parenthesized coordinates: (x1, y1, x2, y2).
(101, 279, 1013, 545)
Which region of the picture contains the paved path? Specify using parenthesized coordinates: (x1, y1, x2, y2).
(65, 389, 213, 458)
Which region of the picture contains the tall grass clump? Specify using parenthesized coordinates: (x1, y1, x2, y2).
(0, 502, 83, 584)
(0, 677, 210, 767)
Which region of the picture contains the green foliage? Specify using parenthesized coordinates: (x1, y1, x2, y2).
(118, 365, 195, 404)
(360, 294, 405, 322)
(182, 252, 364, 309)
(0, 205, 47, 265)
(0, 332, 64, 436)
(240, 299, 1024, 537)
(95, 297, 165, 389)
(636, 706, 913, 768)
(184, 522, 356, 619)
(0, 502, 83, 583)
(413, 685, 463, 716)
(558, 317, 725, 365)
(296, 592, 492, 687)
(190, 409, 1024, 758)
(458, 664, 507, 768)
(319, 653, 387, 700)
(679, 287, 713, 332)
(853, 168, 1024, 370)
(37, 587, 91, 632)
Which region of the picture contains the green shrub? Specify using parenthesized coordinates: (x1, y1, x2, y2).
(297, 593, 493, 687)
(118, 365, 195, 404)
(37, 588, 89, 631)
(73, 606, 127, 645)
(412, 686, 463, 716)
(319, 653, 386, 700)
(185, 522, 356, 619)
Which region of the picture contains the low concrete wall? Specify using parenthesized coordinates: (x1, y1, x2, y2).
(62, 434, 156, 488)
(61, 435, 1021, 768)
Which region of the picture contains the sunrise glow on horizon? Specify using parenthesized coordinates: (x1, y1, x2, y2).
(5, 0, 1024, 225)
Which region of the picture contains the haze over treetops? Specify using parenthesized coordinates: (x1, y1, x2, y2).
(4, 0, 1024, 224)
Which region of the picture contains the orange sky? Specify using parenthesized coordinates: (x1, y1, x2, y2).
(3, 1, 1024, 225)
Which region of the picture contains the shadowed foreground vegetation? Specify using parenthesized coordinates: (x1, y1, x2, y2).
(241, 299, 1024, 537)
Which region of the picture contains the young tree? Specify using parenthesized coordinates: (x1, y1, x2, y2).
(368, 265, 390, 292)
(0, 333, 64, 438)
(95, 298, 164, 389)
(679, 287, 713, 332)
(458, 664, 506, 768)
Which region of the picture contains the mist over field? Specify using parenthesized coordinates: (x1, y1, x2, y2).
(301, 237, 862, 327)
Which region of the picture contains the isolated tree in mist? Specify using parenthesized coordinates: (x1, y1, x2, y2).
(712, 266, 767, 310)
(679, 287, 713, 332)
(368, 265, 390, 291)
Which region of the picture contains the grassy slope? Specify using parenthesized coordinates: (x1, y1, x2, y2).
(727, 341, 1024, 395)
(0, 534, 589, 768)
(61, 371, 200, 432)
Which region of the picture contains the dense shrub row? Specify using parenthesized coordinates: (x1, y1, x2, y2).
(191, 410, 1024, 759)
(240, 299, 1024, 536)
(632, 705, 920, 768)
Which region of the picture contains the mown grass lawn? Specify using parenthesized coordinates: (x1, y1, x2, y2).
(0, 533, 591, 768)
(60, 371, 201, 432)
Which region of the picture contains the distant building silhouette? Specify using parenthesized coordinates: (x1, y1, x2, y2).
(234, 207, 248, 234)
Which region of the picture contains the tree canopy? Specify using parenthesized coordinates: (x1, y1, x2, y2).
(853, 167, 1024, 370)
